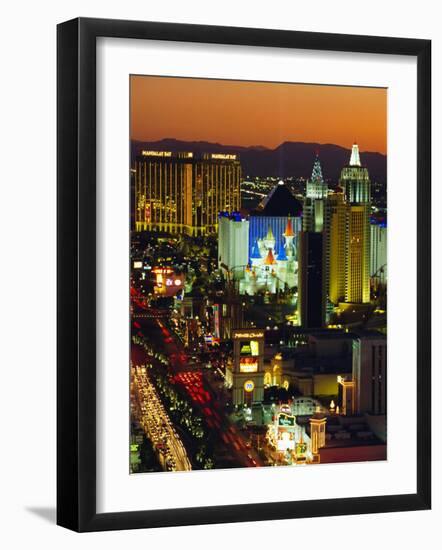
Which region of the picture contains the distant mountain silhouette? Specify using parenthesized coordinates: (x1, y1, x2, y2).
(131, 139, 387, 183)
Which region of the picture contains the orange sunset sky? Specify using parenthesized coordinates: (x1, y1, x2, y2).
(131, 76, 387, 155)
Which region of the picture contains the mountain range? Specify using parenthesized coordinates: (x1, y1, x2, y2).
(131, 139, 387, 183)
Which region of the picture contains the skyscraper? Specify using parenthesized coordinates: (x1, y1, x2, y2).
(217, 212, 249, 279)
(352, 332, 387, 415)
(325, 187, 347, 305)
(370, 221, 387, 281)
(297, 231, 326, 328)
(341, 143, 371, 204)
(303, 154, 328, 232)
(346, 205, 371, 303)
(134, 150, 241, 235)
(339, 144, 371, 304)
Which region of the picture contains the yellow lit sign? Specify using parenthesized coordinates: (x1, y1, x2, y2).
(250, 340, 259, 356)
(240, 362, 258, 373)
(233, 331, 264, 340)
(244, 380, 255, 392)
(152, 267, 173, 274)
(211, 153, 237, 160)
(141, 150, 172, 157)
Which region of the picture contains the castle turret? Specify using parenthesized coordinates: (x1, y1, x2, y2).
(250, 240, 262, 267)
(264, 248, 277, 266)
(283, 216, 295, 257)
(276, 241, 288, 262)
(263, 226, 276, 251)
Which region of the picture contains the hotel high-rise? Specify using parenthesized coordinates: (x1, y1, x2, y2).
(298, 154, 329, 327)
(325, 186, 347, 305)
(134, 150, 241, 235)
(339, 144, 371, 304)
(297, 231, 326, 328)
(303, 153, 328, 233)
(352, 332, 387, 415)
(370, 221, 387, 283)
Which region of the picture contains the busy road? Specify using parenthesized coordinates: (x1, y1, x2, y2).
(132, 360, 192, 472)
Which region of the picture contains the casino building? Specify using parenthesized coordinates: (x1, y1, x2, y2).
(134, 150, 241, 235)
(248, 181, 303, 262)
(217, 212, 249, 280)
(339, 144, 371, 304)
(370, 220, 387, 285)
(216, 181, 302, 296)
(229, 329, 265, 407)
(239, 218, 298, 295)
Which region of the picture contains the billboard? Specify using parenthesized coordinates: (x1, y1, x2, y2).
(278, 413, 295, 427)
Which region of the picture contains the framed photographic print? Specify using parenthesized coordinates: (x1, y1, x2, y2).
(57, 18, 431, 532)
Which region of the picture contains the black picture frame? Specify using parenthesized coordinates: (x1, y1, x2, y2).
(57, 17, 431, 532)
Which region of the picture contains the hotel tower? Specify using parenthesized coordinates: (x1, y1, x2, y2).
(338, 144, 371, 304)
(134, 150, 241, 236)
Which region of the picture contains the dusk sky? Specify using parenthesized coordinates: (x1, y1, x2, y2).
(131, 76, 387, 155)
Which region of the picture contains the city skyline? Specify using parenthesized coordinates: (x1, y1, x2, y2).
(129, 76, 387, 474)
(131, 76, 387, 154)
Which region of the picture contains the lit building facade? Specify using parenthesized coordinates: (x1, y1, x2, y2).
(303, 154, 328, 232)
(370, 221, 387, 281)
(339, 143, 371, 304)
(325, 187, 347, 305)
(248, 181, 302, 259)
(134, 150, 241, 235)
(309, 409, 327, 455)
(217, 212, 249, 279)
(240, 219, 298, 295)
(230, 329, 265, 406)
(241, 181, 302, 295)
(341, 143, 371, 204)
(346, 204, 371, 303)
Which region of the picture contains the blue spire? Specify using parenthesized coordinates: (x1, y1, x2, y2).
(277, 241, 287, 261)
(250, 240, 261, 259)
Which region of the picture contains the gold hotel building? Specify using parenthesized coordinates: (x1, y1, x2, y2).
(339, 144, 371, 305)
(325, 187, 348, 305)
(324, 144, 371, 306)
(134, 150, 241, 236)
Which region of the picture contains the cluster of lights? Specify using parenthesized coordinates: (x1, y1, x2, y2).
(132, 365, 192, 472)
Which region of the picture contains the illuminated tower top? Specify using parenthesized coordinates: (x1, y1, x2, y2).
(306, 153, 328, 199)
(340, 143, 371, 204)
(349, 143, 362, 167)
(311, 153, 324, 183)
